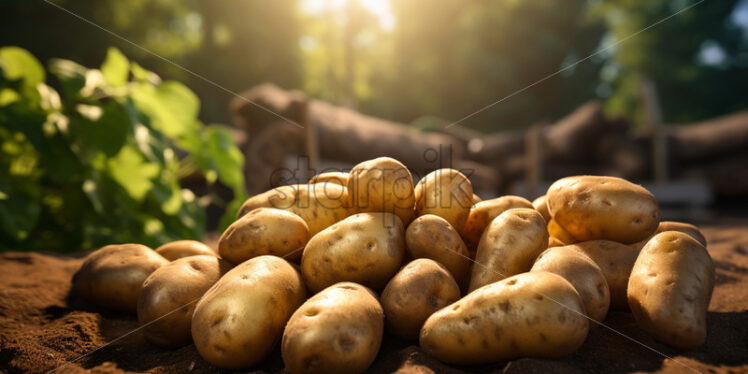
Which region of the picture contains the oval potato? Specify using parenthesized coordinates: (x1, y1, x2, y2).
(568, 240, 640, 309)
(547, 218, 578, 246)
(73, 244, 168, 313)
(405, 214, 471, 283)
(469, 208, 548, 292)
(301, 212, 405, 292)
(420, 272, 589, 365)
(309, 171, 349, 186)
(415, 168, 474, 231)
(282, 282, 384, 374)
(547, 176, 660, 243)
(381, 259, 460, 339)
(460, 195, 534, 250)
(532, 194, 551, 223)
(219, 207, 309, 264)
(347, 157, 415, 224)
(155, 240, 216, 261)
(191, 255, 306, 369)
(137, 255, 232, 347)
(631, 221, 707, 250)
(628, 231, 715, 349)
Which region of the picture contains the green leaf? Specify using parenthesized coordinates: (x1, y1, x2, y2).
(130, 81, 199, 138)
(130, 62, 161, 84)
(101, 47, 129, 87)
(48, 59, 87, 97)
(74, 101, 130, 157)
(0, 47, 45, 88)
(107, 145, 160, 201)
(195, 126, 245, 192)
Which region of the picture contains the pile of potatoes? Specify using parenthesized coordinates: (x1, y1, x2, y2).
(72, 157, 715, 372)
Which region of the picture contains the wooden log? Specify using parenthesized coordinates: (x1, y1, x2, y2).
(669, 111, 748, 162)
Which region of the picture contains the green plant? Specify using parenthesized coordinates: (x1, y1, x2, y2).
(0, 46, 246, 252)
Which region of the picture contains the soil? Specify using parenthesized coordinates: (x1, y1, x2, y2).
(1, 220, 747, 374)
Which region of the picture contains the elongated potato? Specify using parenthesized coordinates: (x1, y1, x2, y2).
(415, 168, 474, 231)
(347, 157, 415, 224)
(547, 176, 660, 243)
(568, 240, 640, 309)
(191, 255, 306, 369)
(420, 272, 589, 365)
(73, 244, 168, 313)
(469, 208, 548, 291)
(532, 194, 551, 223)
(381, 259, 461, 339)
(309, 171, 349, 186)
(628, 232, 715, 349)
(547, 218, 578, 246)
(282, 282, 384, 374)
(137, 255, 232, 347)
(155, 240, 216, 261)
(531, 246, 610, 322)
(301, 212, 405, 292)
(631, 221, 707, 250)
(219, 207, 309, 264)
(460, 195, 534, 250)
(238, 184, 351, 236)
(405, 214, 471, 283)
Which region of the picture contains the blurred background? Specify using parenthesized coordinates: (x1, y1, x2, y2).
(1, 0, 747, 252)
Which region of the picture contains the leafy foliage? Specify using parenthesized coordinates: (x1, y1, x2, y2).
(0, 47, 246, 252)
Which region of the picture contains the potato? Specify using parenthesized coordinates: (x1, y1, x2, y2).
(531, 246, 610, 322)
(568, 240, 640, 309)
(309, 171, 349, 186)
(472, 193, 482, 205)
(282, 282, 384, 374)
(628, 232, 715, 349)
(219, 207, 309, 264)
(381, 259, 460, 339)
(191, 255, 306, 369)
(548, 236, 566, 248)
(301, 212, 405, 292)
(547, 218, 578, 246)
(468, 208, 548, 292)
(547, 176, 660, 244)
(460, 195, 534, 250)
(155, 240, 216, 261)
(631, 221, 707, 250)
(347, 157, 415, 224)
(415, 168, 473, 231)
(238, 183, 351, 236)
(73, 244, 168, 313)
(420, 272, 589, 365)
(137, 255, 232, 347)
(405, 214, 471, 283)
(532, 194, 551, 223)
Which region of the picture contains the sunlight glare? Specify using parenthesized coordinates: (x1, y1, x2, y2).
(300, 0, 395, 30)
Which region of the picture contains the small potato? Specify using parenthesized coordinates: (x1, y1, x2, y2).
(348, 157, 415, 224)
(381, 259, 461, 339)
(460, 195, 534, 250)
(547, 176, 660, 243)
(238, 183, 351, 236)
(137, 255, 232, 347)
(628, 232, 715, 349)
(568, 240, 640, 309)
(469, 208, 548, 292)
(219, 207, 309, 264)
(531, 247, 610, 322)
(155, 240, 216, 261)
(282, 282, 384, 374)
(415, 168, 474, 231)
(301, 212, 405, 292)
(420, 272, 589, 365)
(548, 237, 566, 248)
(532, 194, 551, 223)
(309, 171, 349, 186)
(405, 214, 471, 283)
(547, 218, 578, 246)
(472, 193, 482, 205)
(631, 221, 707, 250)
(191, 255, 306, 369)
(73, 244, 168, 313)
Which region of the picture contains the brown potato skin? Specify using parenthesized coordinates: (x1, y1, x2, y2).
(238, 184, 351, 236)
(460, 195, 534, 251)
(469, 208, 548, 292)
(415, 168, 474, 231)
(282, 282, 384, 374)
(631, 221, 707, 250)
(347, 157, 415, 224)
(547, 176, 660, 244)
(301, 212, 405, 292)
(155, 240, 216, 261)
(472, 193, 482, 205)
(73, 244, 168, 313)
(219, 207, 309, 264)
(405, 215, 471, 283)
(532, 194, 551, 223)
(628, 232, 715, 349)
(308, 171, 349, 186)
(381, 259, 461, 340)
(420, 272, 589, 365)
(191, 256, 306, 369)
(531, 247, 610, 323)
(568, 240, 640, 309)
(547, 218, 578, 246)
(137, 255, 232, 347)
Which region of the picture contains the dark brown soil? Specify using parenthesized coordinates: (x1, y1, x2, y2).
(1, 221, 746, 374)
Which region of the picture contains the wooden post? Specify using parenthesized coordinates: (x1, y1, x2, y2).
(640, 78, 667, 183)
(301, 99, 318, 179)
(525, 125, 543, 198)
